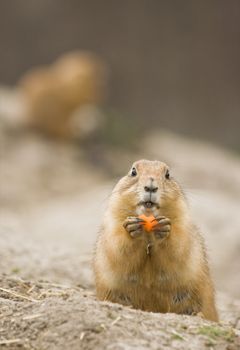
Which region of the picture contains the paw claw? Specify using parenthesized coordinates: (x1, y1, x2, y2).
(153, 216, 171, 239)
(123, 216, 144, 238)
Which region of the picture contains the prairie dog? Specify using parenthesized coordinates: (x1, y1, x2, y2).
(19, 51, 107, 138)
(94, 160, 218, 321)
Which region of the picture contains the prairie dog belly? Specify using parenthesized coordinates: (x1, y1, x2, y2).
(96, 241, 201, 314)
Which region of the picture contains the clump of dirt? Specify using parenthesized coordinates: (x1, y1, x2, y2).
(0, 276, 239, 350)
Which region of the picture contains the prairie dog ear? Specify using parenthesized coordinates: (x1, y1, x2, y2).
(129, 167, 137, 177)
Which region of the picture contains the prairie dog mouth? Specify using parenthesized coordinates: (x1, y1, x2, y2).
(138, 201, 159, 209)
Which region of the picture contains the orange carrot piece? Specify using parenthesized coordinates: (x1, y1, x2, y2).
(138, 214, 158, 232)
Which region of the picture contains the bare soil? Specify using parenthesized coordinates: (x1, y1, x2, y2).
(0, 276, 239, 350)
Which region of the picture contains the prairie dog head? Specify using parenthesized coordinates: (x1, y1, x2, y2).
(109, 159, 185, 219)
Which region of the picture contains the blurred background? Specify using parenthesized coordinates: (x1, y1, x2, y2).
(0, 0, 239, 304)
(1, 0, 240, 149)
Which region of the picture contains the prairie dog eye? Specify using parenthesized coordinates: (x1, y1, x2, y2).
(165, 169, 170, 179)
(130, 167, 137, 177)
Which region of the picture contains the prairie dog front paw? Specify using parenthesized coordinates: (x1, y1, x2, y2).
(153, 216, 171, 239)
(123, 216, 144, 238)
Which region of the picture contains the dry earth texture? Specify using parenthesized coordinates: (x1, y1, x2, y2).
(0, 92, 240, 349)
(0, 276, 239, 350)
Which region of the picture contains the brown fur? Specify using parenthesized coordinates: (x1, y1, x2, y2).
(19, 51, 107, 138)
(94, 160, 218, 321)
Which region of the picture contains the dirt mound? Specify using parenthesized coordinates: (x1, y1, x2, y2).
(0, 276, 239, 350)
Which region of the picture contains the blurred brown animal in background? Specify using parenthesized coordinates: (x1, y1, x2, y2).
(19, 51, 107, 138)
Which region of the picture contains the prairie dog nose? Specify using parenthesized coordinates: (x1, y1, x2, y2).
(144, 178, 158, 193)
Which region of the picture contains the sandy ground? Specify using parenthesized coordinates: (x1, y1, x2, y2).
(0, 123, 240, 348)
(0, 276, 239, 350)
